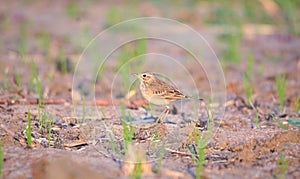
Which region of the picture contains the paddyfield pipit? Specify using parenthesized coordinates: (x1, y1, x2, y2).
(134, 72, 191, 123)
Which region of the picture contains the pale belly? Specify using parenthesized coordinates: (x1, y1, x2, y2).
(140, 88, 169, 106)
(143, 93, 168, 106)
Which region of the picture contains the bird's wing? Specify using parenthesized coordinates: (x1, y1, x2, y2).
(151, 80, 187, 100)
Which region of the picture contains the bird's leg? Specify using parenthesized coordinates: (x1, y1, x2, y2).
(160, 105, 170, 124)
(156, 105, 170, 124)
(156, 107, 167, 123)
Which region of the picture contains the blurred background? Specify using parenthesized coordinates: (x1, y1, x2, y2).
(0, 0, 299, 102)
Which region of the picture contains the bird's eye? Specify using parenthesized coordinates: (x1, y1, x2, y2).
(143, 74, 146, 77)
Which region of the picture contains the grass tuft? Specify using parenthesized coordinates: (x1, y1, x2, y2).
(26, 110, 32, 147)
(192, 128, 205, 179)
(189, 97, 215, 179)
(108, 127, 117, 154)
(59, 49, 68, 75)
(40, 111, 47, 131)
(121, 105, 134, 153)
(275, 153, 288, 179)
(275, 74, 286, 114)
(130, 160, 142, 179)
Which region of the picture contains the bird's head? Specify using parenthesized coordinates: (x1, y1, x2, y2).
(134, 72, 156, 84)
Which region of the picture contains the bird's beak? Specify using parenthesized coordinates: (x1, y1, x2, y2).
(132, 73, 139, 78)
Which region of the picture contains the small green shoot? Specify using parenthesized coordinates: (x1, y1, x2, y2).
(14, 72, 22, 90)
(0, 141, 3, 178)
(204, 96, 214, 143)
(31, 59, 43, 124)
(190, 96, 214, 179)
(48, 113, 53, 147)
(108, 129, 117, 154)
(59, 49, 68, 75)
(295, 97, 299, 114)
(131, 161, 142, 179)
(36, 80, 42, 105)
(271, 114, 288, 130)
(121, 105, 134, 152)
(26, 110, 32, 147)
(275, 74, 286, 114)
(29, 77, 35, 93)
(193, 129, 205, 179)
(40, 111, 47, 131)
(243, 74, 253, 106)
(254, 113, 259, 129)
(19, 23, 28, 63)
(103, 120, 118, 156)
(65, 4, 80, 19)
(30, 59, 42, 97)
(275, 153, 288, 179)
(156, 149, 164, 174)
(196, 145, 205, 179)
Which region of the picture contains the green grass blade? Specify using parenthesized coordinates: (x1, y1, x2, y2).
(0, 141, 3, 178)
(255, 113, 259, 129)
(275, 74, 286, 114)
(271, 114, 288, 130)
(26, 110, 32, 147)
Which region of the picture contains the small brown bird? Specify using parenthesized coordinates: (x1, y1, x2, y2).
(134, 72, 190, 123)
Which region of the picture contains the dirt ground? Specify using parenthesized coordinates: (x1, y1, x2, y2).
(1, 1, 300, 179)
